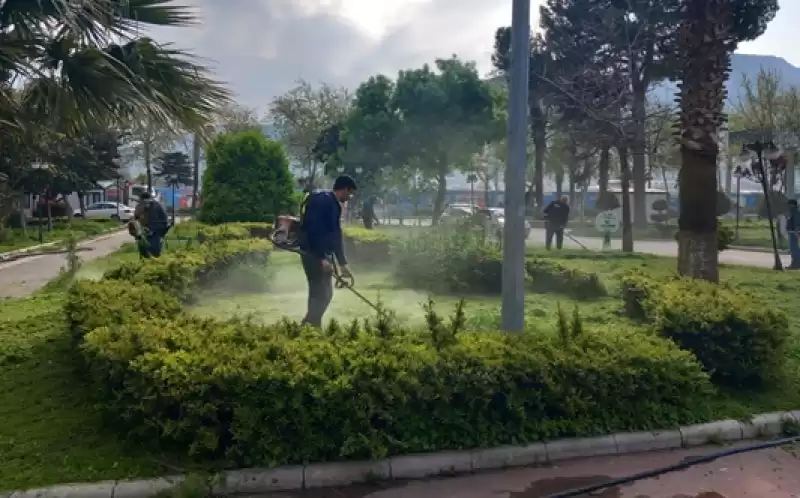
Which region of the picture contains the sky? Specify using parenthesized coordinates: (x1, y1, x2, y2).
(148, 0, 797, 111)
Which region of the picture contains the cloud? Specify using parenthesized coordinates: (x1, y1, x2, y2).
(147, 0, 510, 108)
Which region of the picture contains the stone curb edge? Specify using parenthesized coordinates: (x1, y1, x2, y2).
(5, 410, 800, 497)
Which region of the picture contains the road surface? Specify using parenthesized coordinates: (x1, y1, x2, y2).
(525, 228, 784, 269)
(0, 230, 130, 298)
(251, 443, 800, 497)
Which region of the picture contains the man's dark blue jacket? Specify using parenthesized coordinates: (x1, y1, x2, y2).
(300, 189, 347, 264)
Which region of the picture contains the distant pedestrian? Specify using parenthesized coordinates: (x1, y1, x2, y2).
(361, 195, 379, 229)
(788, 199, 800, 269)
(544, 196, 570, 250)
(130, 191, 169, 258)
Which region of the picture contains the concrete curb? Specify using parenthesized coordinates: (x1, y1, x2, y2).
(4, 410, 800, 497)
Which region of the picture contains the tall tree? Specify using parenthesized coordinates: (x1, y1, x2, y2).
(0, 0, 230, 227)
(155, 152, 193, 187)
(213, 103, 261, 134)
(541, 0, 682, 229)
(676, 0, 778, 281)
(392, 57, 503, 223)
(268, 80, 351, 186)
(493, 29, 556, 209)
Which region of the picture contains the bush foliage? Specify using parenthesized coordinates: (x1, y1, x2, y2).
(64, 222, 719, 468)
(620, 271, 788, 387)
(199, 131, 295, 224)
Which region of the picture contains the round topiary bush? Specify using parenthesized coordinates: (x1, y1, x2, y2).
(199, 130, 296, 224)
(595, 191, 620, 211)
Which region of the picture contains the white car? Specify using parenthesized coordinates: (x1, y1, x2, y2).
(478, 207, 532, 238)
(440, 204, 476, 224)
(74, 202, 135, 221)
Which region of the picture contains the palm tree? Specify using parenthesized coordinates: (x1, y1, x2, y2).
(675, 0, 778, 281)
(0, 0, 229, 133)
(0, 0, 229, 227)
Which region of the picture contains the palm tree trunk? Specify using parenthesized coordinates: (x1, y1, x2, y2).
(618, 145, 634, 253)
(555, 170, 564, 199)
(145, 137, 152, 189)
(599, 146, 610, 195)
(675, 0, 732, 281)
(192, 133, 200, 211)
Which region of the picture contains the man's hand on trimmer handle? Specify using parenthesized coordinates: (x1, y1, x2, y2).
(339, 264, 352, 278)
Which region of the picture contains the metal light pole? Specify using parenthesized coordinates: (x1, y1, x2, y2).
(501, 0, 530, 333)
(740, 141, 784, 271)
(733, 167, 742, 239)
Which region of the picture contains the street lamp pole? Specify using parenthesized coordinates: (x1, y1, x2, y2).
(501, 0, 530, 333)
(733, 168, 742, 240)
(740, 141, 784, 271)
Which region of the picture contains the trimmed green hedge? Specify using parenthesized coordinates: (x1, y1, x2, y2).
(620, 271, 789, 387)
(104, 239, 272, 300)
(78, 311, 713, 466)
(526, 258, 607, 299)
(66, 225, 716, 469)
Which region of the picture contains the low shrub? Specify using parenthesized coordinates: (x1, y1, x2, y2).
(65, 279, 181, 343)
(104, 239, 272, 300)
(392, 229, 503, 294)
(526, 258, 607, 299)
(197, 223, 251, 243)
(80, 309, 713, 467)
(620, 272, 789, 388)
(342, 227, 392, 265)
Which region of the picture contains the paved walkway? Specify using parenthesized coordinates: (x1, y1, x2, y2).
(255, 443, 800, 497)
(0, 230, 130, 298)
(527, 228, 786, 269)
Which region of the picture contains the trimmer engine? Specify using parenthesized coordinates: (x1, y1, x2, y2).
(270, 215, 303, 251)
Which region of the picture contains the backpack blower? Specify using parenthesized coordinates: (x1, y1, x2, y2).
(268, 215, 384, 315)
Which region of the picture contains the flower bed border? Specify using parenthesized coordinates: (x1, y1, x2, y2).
(5, 410, 797, 497)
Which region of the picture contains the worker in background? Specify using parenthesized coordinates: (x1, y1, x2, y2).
(544, 196, 570, 250)
(131, 191, 169, 258)
(298, 175, 357, 327)
(788, 199, 800, 269)
(361, 195, 380, 229)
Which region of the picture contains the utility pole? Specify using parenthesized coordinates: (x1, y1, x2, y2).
(501, 0, 530, 332)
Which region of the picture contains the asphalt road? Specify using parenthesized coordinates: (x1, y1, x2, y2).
(379, 218, 784, 269)
(250, 442, 800, 497)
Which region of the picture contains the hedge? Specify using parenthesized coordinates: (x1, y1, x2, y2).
(77, 310, 713, 466)
(389, 228, 606, 297)
(103, 239, 272, 300)
(526, 258, 607, 299)
(66, 226, 715, 469)
(620, 271, 789, 387)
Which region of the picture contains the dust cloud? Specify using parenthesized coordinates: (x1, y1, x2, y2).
(190, 252, 440, 327)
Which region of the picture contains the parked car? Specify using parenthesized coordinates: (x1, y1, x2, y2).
(73, 202, 134, 221)
(440, 204, 476, 224)
(476, 207, 532, 238)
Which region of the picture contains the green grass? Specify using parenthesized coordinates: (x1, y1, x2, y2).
(0, 220, 122, 253)
(3, 238, 800, 490)
(0, 293, 170, 491)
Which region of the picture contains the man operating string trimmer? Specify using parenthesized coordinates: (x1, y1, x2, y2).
(297, 175, 358, 327)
